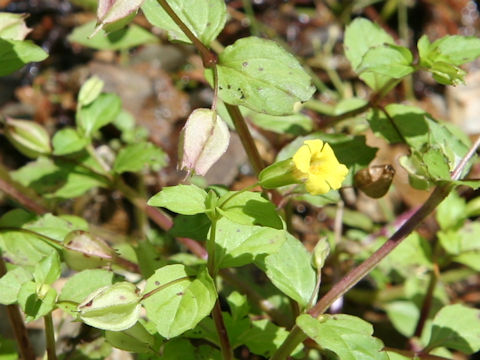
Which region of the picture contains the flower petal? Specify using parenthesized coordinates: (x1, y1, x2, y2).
(305, 174, 330, 195)
(292, 143, 312, 173)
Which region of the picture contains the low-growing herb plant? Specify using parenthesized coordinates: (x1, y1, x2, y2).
(0, 1, 480, 360)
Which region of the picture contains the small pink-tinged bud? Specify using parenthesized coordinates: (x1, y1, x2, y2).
(91, 0, 144, 37)
(178, 108, 230, 176)
(0, 13, 32, 40)
(4, 118, 51, 158)
(63, 230, 115, 271)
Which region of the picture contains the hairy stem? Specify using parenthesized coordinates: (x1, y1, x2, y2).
(0, 257, 36, 360)
(44, 312, 57, 360)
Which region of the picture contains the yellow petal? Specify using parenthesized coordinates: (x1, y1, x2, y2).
(304, 139, 324, 154)
(292, 143, 312, 174)
(305, 175, 330, 195)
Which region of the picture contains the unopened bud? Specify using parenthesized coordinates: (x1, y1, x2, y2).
(63, 230, 115, 271)
(178, 109, 230, 176)
(78, 282, 141, 331)
(4, 118, 51, 158)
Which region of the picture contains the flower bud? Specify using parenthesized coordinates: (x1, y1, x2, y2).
(63, 230, 115, 271)
(91, 0, 144, 37)
(258, 158, 300, 189)
(313, 237, 330, 270)
(178, 109, 230, 176)
(4, 118, 51, 158)
(78, 282, 141, 331)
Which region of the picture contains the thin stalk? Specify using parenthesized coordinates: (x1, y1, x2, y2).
(207, 219, 233, 359)
(225, 103, 264, 175)
(413, 263, 439, 338)
(241, 0, 260, 36)
(0, 165, 48, 215)
(44, 312, 57, 360)
(156, 0, 217, 68)
(0, 256, 36, 360)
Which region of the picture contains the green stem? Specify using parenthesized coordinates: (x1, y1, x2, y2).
(225, 103, 264, 175)
(44, 312, 57, 360)
(156, 0, 217, 68)
(241, 0, 260, 36)
(0, 256, 36, 360)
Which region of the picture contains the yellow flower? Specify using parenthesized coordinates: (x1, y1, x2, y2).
(292, 139, 349, 195)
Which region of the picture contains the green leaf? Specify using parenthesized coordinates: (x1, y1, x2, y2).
(436, 191, 467, 230)
(17, 281, 57, 322)
(52, 128, 88, 155)
(257, 233, 316, 307)
(384, 301, 420, 337)
(105, 322, 155, 353)
(142, 264, 216, 338)
(59, 269, 114, 303)
(426, 304, 480, 354)
(241, 319, 303, 358)
(344, 18, 394, 71)
(0, 267, 32, 305)
(214, 217, 286, 269)
(0, 38, 48, 76)
(297, 313, 389, 360)
(344, 18, 395, 90)
(148, 184, 208, 215)
(77, 93, 122, 138)
(419, 34, 480, 67)
(358, 44, 414, 79)
(378, 232, 432, 278)
(114, 142, 167, 173)
(33, 252, 61, 285)
(217, 191, 283, 229)
(170, 214, 210, 242)
(68, 20, 157, 50)
(141, 0, 227, 46)
(206, 37, 315, 115)
(23, 213, 88, 242)
(0, 230, 57, 270)
(78, 282, 141, 331)
(247, 111, 313, 135)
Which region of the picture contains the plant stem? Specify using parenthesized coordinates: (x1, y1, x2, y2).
(44, 312, 57, 360)
(206, 219, 233, 359)
(0, 257, 36, 360)
(414, 263, 439, 338)
(156, 0, 217, 68)
(212, 299, 233, 360)
(225, 103, 264, 175)
(0, 164, 49, 215)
